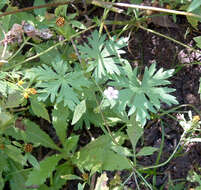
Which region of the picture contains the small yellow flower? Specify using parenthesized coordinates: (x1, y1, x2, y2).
(28, 88, 37, 95)
(192, 115, 200, 123)
(17, 80, 24, 86)
(23, 92, 29, 99)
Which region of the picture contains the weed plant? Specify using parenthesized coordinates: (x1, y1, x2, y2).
(0, 0, 201, 189)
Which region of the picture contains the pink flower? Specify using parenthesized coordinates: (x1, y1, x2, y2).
(104, 87, 119, 100)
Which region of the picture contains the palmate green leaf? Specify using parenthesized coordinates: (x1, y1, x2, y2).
(30, 96, 50, 122)
(78, 30, 128, 79)
(110, 63, 178, 126)
(26, 154, 61, 186)
(73, 134, 131, 172)
(52, 102, 69, 145)
(29, 57, 91, 110)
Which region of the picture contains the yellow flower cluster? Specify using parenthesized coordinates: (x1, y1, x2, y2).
(23, 88, 37, 99)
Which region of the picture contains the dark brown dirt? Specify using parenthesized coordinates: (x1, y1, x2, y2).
(126, 19, 201, 189)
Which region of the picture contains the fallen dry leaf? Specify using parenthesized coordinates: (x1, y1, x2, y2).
(151, 15, 179, 28)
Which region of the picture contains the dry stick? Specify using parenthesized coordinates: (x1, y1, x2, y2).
(0, 0, 200, 20)
(111, 2, 201, 19)
(92, 0, 201, 18)
(103, 24, 112, 39)
(0, 0, 123, 18)
(0, 1, 73, 17)
(91, 0, 123, 13)
(70, 39, 83, 65)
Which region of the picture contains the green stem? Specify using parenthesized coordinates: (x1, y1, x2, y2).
(122, 172, 134, 186)
(152, 120, 165, 188)
(141, 104, 201, 170)
(158, 104, 201, 119)
(139, 25, 199, 53)
(133, 171, 140, 190)
(135, 169, 153, 190)
(140, 132, 183, 170)
(99, 0, 116, 34)
(8, 37, 31, 61)
(93, 79, 119, 145)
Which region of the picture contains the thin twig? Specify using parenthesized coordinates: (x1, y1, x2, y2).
(0, 1, 73, 17)
(133, 171, 140, 190)
(0, 0, 123, 18)
(70, 39, 83, 64)
(112, 2, 201, 19)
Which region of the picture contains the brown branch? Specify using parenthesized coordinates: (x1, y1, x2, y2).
(0, 0, 123, 18)
(0, 1, 74, 17)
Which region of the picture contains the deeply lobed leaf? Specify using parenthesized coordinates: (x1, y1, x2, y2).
(110, 63, 178, 126)
(78, 30, 128, 79)
(28, 57, 91, 110)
